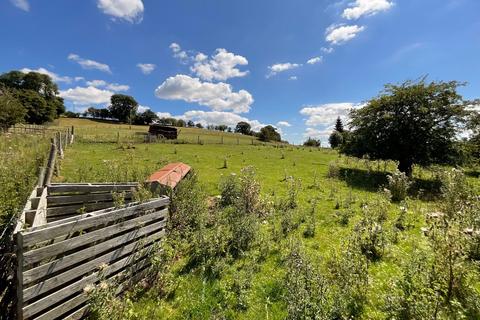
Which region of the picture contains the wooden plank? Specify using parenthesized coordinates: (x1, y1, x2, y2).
(23, 225, 165, 298)
(32, 188, 48, 228)
(46, 201, 116, 217)
(62, 305, 88, 320)
(34, 294, 87, 320)
(22, 197, 169, 245)
(44, 142, 56, 186)
(47, 192, 134, 206)
(23, 209, 167, 266)
(48, 183, 138, 195)
(23, 220, 166, 285)
(22, 253, 152, 318)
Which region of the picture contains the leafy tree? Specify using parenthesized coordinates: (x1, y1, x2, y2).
(335, 116, 344, 133)
(341, 79, 468, 176)
(215, 124, 228, 132)
(259, 125, 281, 142)
(0, 86, 26, 129)
(0, 70, 65, 123)
(176, 119, 186, 127)
(303, 137, 321, 147)
(15, 90, 52, 124)
(235, 121, 251, 135)
(329, 131, 344, 149)
(187, 120, 195, 127)
(63, 111, 80, 118)
(134, 109, 158, 125)
(195, 123, 203, 129)
(467, 108, 480, 163)
(108, 94, 138, 123)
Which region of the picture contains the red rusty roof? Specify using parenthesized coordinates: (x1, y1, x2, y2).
(147, 162, 191, 188)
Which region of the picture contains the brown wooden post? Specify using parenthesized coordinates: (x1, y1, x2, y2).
(37, 166, 46, 187)
(45, 140, 57, 186)
(57, 132, 64, 159)
(197, 135, 200, 144)
(16, 231, 24, 320)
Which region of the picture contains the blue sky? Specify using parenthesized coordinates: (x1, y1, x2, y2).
(1, 0, 479, 144)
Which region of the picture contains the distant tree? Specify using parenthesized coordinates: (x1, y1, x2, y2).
(187, 120, 195, 127)
(235, 121, 251, 135)
(207, 124, 215, 130)
(227, 127, 232, 133)
(176, 119, 186, 127)
(329, 131, 344, 149)
(0, 86, 26, 129)
(303, 137, 321, 147)
(215, 124, 228, 132)
(259, 125, 281, 142)
(15, 90, 52, 124)
(63, 111, 80, 118)
(109, 94, 138, 123)
(134, 109, 158, 125)
(195, 123, 204, 129)
(335, 117, 344, 133)
(341, 79, 468, 176)
(466, 107, 480, 163)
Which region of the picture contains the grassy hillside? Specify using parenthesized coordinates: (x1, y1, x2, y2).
(53, 118, 264, 145)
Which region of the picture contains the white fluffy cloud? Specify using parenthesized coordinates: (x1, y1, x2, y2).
(59, 86, 113, 105)
(191, 49, 249, 81)
(289, 76, 298, 81)
(307, 57, 323, 65)
(303, 127, 332, 140)
(137, 63, 156, 75)
(137, 105, 150, 113)
(97, 0, 144, 23)
(68, 53, 112, 73)
(277, 121, 292, 127)
(86, 79, 129, 91)
(300, 103, 361, 126)
(267, 63, 301, 78)
(169, 43, 189, 62)
(343, 0, 393, 20)
(178, 110, 266, 131)
(10, 0, 29, 11)
(155, 75, 254, 113)
(20, 67, 73, 83)
(325, 24, 365, 45)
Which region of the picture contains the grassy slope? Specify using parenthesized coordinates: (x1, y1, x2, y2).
(55, 120, 479, 319)
(53, 118, 263, 145)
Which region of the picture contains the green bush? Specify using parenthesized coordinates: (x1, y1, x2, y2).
(386, 170, 411, 202)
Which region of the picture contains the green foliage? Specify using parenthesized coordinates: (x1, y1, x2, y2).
(328, 130, 343, 149)
(303, 137, 321, 147)
(341, 79, 468, 176)
(235, 121, 251, 135)
(334, 116, 344, 133)
(219, 173, 238, 207)
(109, 94, 138, 123)
(0, 70, 65, 124)
(259, 125, 281, 142)
(386, 170, 411, 202)
(0, 86, 26, 129)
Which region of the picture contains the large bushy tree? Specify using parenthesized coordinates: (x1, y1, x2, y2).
(329, 131, 344, 149)
(235, 121, 251, 135)
(341, 79, 468, 176)
(259, 125, 281, 142)
(109, 94, 138, 123)
(0, 70, 65, 124)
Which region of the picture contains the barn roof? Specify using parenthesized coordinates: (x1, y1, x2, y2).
(147, 162, 191, 188)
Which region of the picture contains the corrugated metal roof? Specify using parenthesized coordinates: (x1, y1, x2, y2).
(147, 162, 191, 188)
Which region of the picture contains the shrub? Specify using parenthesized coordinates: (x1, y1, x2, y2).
(219, 173, 238, 207)
(386, 170, 411, 202)
(327, 161, 340, 178)
(303, 137, 321, 147)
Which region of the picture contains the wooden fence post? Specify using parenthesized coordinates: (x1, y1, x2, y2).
(45, 141, 57, 186)
(16, 232, 24, 320)
(37, 166, 46, 187)
(197, 135, 200, 144)
(57, 132, 64, 159)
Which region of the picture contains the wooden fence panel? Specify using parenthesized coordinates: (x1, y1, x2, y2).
(15, 185, 170, 320)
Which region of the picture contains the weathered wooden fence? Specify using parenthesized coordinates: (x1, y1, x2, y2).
(14, 183, 170, 319)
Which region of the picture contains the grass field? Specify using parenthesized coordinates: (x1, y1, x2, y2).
(51, 119, 480, 319)
(2, 118, 479, 319)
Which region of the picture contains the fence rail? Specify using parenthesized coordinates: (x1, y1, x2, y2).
(14, 183, 170, 319)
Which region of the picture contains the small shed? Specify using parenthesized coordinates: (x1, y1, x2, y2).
(148, 125, 178, 140)
(147, 162, 191, 189)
